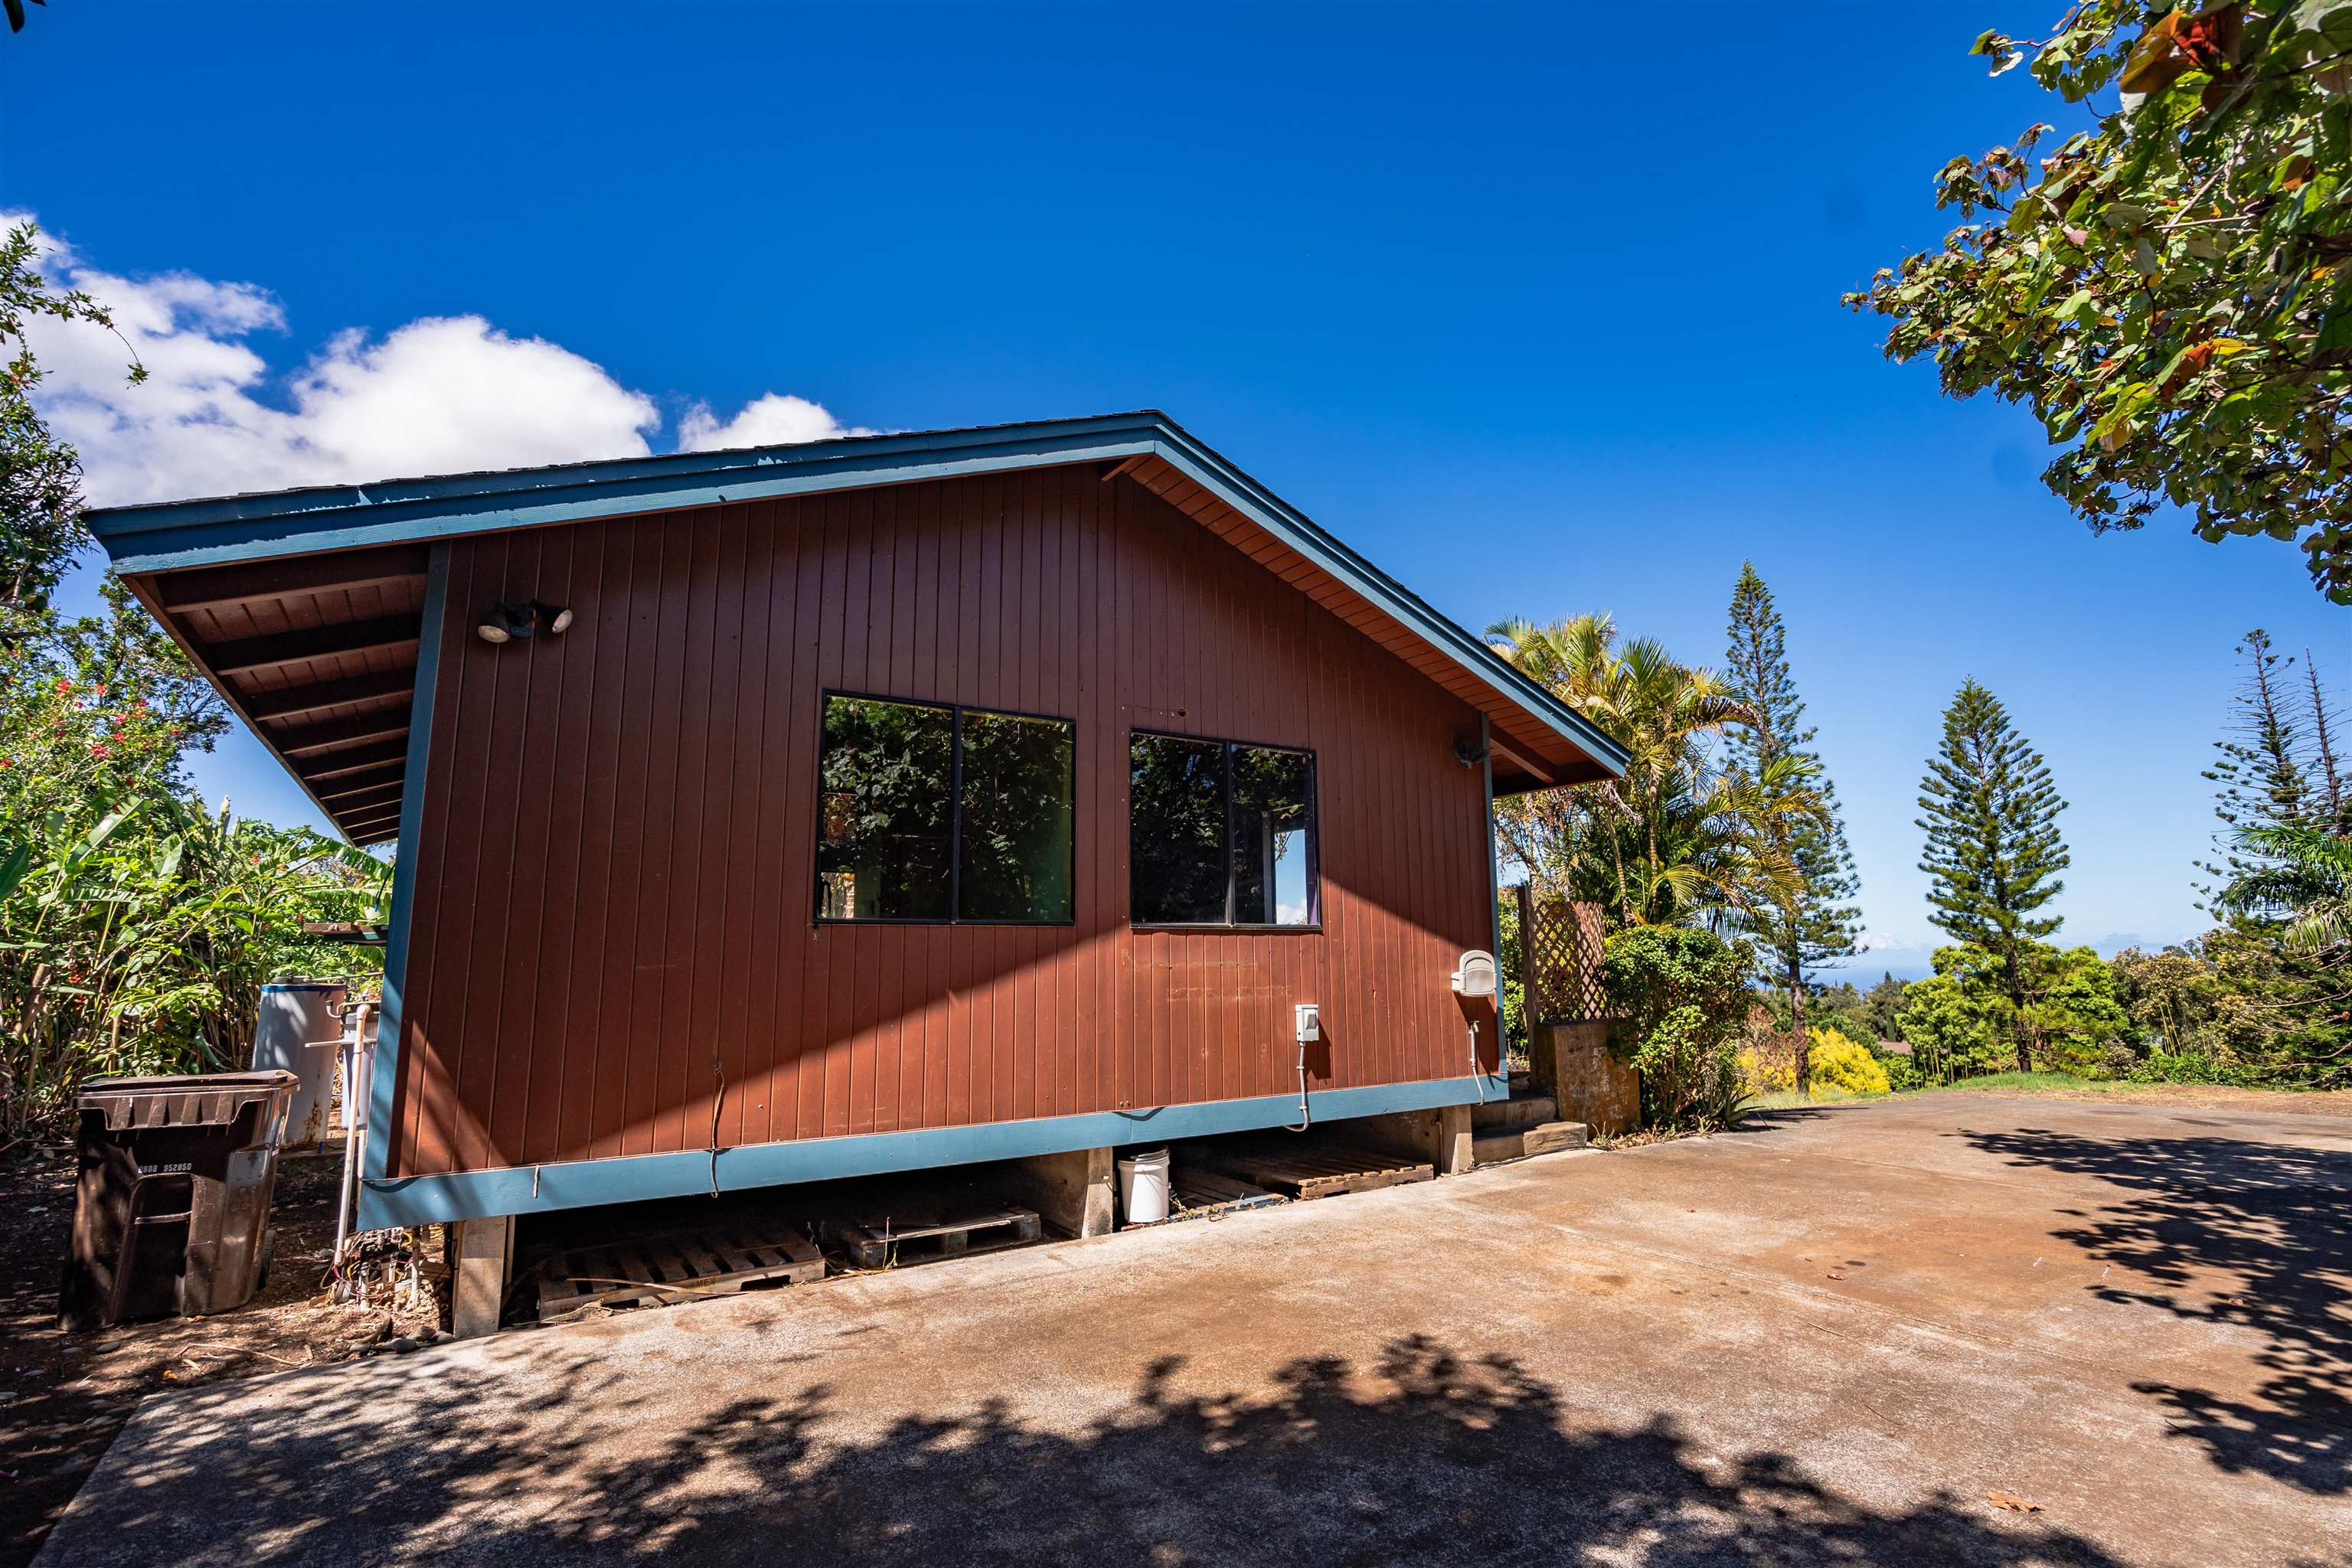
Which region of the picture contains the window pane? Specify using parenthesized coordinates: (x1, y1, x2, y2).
(816, 696, 954, 920)
(1233, 746, 1315, 926)
(1129, 733, 1229, 923)
(959, 710, 1076, 921)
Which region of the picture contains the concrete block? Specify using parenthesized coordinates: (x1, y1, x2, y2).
(447, 1214, 514, 1339)
(1471, 1094, 1557, 1132)
(1471, 1121, 1588, 1168)
(998, 1146, 1116, 1238)
(1530, 1019, 1640, 1135)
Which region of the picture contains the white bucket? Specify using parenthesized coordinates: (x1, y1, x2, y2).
(1116, 1147, 1172, 1225)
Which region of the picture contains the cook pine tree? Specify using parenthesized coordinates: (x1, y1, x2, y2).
(1722, 563, 1860, 1089)
(1916, 679, 2070, 1073)
(2198, 629, 2348, 919)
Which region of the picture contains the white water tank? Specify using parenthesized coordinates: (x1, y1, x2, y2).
(252, 982, 347, 1152)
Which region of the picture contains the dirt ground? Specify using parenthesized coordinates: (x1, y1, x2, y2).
(0, 1142, 438, 1568)
(1952, 1080, 2352, 1116)
(28, 1086, 2352, 1567)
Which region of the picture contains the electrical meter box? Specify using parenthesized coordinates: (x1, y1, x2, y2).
(1295, 1003, 1321, 1042)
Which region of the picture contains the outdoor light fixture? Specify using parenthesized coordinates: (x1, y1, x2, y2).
(475, 600, 573, 645)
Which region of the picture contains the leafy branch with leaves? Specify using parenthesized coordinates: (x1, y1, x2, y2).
(1851, 2, 2352, 601)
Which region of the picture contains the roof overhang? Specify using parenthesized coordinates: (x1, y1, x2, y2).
(89, 412, 1624, 841)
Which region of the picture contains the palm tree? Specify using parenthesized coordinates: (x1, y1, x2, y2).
(2230, 823, 2352, 953)
(1487, 615, 1824, 928)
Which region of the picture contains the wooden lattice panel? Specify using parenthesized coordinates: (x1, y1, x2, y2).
(1519, 888, 1607, 1023)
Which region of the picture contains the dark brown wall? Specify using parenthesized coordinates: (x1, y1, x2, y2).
(386, 465, 1498, 1178)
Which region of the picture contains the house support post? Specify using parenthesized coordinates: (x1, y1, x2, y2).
(998, 1146, 1116, 1236)
(447, 1214, 514, 1338)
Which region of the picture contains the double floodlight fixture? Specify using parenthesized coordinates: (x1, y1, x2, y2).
(475, 600, 573, 645)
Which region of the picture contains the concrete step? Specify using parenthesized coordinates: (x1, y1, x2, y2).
(1472, 1093, 1557, 1132)
(1471, 1121, 1589, 1167)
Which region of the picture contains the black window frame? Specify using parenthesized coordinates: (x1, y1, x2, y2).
(815, 688, 1078, 928)
(1128, 727, 1321, 933)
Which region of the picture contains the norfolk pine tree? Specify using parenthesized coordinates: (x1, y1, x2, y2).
(1722, 564, 1860, 1089)
(2198, 629, 2318, 916)
(1917, 681, 2071, 1072)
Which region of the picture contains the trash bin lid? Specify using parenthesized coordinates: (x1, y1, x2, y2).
(76, 1070, 299, 1131)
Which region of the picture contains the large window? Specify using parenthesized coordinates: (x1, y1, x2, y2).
(818, 694, 1074, 924)
(1129, 731, 1317, 928)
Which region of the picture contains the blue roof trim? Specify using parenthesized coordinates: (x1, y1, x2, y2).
(1143, 423, 1627, 775)
(88, 411, 1624, 777)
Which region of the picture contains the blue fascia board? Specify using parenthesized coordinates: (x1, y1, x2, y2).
(89, 416, 1168, 570)
(355, 1072, 1504, 1230)
(362, 542, 449, 1187)
(88, 410, 1623, 779)
(1142, 426, 1628, 776)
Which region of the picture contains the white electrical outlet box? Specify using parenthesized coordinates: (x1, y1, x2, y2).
(1295, 1003, 1321, 1042)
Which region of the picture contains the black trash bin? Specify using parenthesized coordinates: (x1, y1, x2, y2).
(57, 1070, 299, 1330)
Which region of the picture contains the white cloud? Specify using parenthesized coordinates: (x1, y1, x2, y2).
(9, 213, 864, 508)
(678, 392, 872, 453)
(1855, 928, 1928, 954)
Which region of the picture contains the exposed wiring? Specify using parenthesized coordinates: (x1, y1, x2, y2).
(1285, 1038, 1312, 1132)
(707, 1049, 726, 1196)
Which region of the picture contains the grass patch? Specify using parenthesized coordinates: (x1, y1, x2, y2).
(1926, 1071, 2106, 1094)
(1745, 1084, 1890, 1110)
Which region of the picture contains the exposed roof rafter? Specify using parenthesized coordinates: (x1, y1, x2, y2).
(208, 616, 420, 678)
(157, 542, 430, 615)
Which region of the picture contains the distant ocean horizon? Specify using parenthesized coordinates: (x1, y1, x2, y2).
(1821, 933, 2167, 987)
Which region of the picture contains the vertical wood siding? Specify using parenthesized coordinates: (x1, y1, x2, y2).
(386, 466, 1496, 1178)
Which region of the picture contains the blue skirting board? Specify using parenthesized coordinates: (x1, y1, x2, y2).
(356, 1072, 1498, 1230)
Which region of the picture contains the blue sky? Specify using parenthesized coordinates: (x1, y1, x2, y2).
(6, 3, 2343, 978)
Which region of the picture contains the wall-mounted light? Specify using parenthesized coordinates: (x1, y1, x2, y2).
(475, 600, 573, 645)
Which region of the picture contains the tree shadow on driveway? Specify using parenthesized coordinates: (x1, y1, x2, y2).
(46, 1332, 2135, 1568)
(1961, 1124, 2352, 1497)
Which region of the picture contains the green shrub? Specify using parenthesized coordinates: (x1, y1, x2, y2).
(1600, 925, 1754, 1129)
(2125, 1049, 2258, 1087)
(1873, 1045, 1929, 1092)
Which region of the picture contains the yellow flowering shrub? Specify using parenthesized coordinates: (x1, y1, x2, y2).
(1808, 1027, 1891, 1096)
(1737, 1041, 1798, 1094)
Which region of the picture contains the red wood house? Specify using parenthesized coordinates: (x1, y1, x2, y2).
(88, 413, 1624, 1235)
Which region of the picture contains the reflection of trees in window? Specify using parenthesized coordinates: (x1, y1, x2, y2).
(1129, 732, 1317, 927)
(1233, 746, 1312, 926)
(818, 697, 953, 920)
(1129, 735, 1227, 923)
(816, 694, 1074, 923)
(959, 711, 1074, 922)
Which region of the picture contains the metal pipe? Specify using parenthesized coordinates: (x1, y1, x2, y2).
(330, 1002, 373, 1298)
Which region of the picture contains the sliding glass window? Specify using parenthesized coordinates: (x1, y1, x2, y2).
(1129, 731, 1318, 928)
(817, 694, 1075, 924)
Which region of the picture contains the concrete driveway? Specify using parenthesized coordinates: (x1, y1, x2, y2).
(35, 1093, 2352, 1567)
